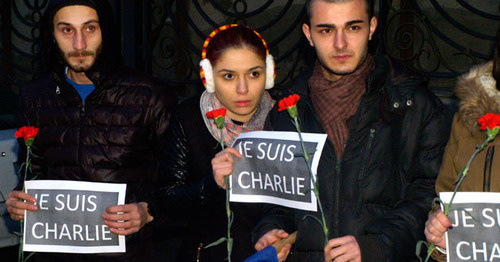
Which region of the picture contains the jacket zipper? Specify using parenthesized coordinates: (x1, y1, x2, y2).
(358, 128, 376, 180)
(79, 100, 85, 176)
(483, 146, 494, 192)
(334, 158, 341, 237)
(355, 128, 376, 211)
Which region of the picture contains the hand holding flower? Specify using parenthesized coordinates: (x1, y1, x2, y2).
(424, 210, 451, 249)
(212, 148, 242, 189)
(417, 113, 500, 262)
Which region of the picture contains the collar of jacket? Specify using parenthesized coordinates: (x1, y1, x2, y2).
(289, 53, 425, 115)
(49, 62, 120, 91)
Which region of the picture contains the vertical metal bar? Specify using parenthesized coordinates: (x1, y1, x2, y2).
(377, 0, 389, 54)
(142, 0, 152, 74)
(121, 0, 136, 68)
(2, 1, 13, 89)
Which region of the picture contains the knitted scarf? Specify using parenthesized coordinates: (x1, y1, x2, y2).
(201, 91, 275, 146)
(309, 55, 375, 158)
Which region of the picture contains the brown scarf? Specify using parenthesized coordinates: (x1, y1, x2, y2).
(309, 55, 375, 158)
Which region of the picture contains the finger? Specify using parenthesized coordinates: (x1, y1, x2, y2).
(106, 204, 136, 214)
(102, 212, 135, 222)
(9, 191, 37, 203)
(326, 244, 350, 261)
(277, 244, 291, 261)
(435, 211, 452, 228)
(7, 200, 38, 212)
(105, 220, 136, 230)
(272, 229, 289, 239)
(109, 226, 139, 236)
(224, 147, 242, 158)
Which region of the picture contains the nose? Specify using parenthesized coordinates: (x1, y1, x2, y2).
(73, 30, 87, 51)
(334, 30, 347, 50)
(236, 77, 249, 95)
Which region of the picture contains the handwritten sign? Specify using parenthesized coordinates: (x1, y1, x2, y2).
(440, 192, 500, 262)
(24, 180, 126, 253)
(230, 131, 327, 211)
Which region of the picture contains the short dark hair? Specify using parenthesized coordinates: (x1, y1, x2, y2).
(494, 26, 500, 90)
(305, 0, 374, 25)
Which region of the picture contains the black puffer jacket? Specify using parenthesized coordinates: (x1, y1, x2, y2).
(254, 54, 452, 261)
(18, 67, 174, 261)
(152, 94, 263, 261)
(16, 1, 176, 260)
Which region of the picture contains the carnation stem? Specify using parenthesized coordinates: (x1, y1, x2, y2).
(293, 117, 329, 245)
(18, 146, 30, 262)
(423, 138, 491, 262)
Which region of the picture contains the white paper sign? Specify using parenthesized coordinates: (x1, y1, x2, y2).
(230, 131, 327, 211)
(440, 192, 500, 262)
(23, 180, 126, 254)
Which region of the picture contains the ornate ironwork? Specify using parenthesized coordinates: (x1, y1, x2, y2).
(0, 0, 46, 91)
(381, 0, 499, 100)
(149, 0, 310, 97)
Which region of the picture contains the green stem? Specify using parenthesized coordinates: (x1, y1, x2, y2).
(18, 147, 31, 262)
(423, 138, 491, 262)
(225, 176, 232, 262)
(293, 117, 329, 245)
(219, 133, 231, 261)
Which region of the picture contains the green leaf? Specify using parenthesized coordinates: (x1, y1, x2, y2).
(204, 237, 227, 249)
(415, 240, 428, 262)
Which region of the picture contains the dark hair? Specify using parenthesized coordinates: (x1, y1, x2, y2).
(205, 25, 267, 66)
(494, 26, 500, 90)
(305, 0, 374, 25)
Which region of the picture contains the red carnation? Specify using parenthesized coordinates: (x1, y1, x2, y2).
(206, 108, 227, 120)
(278, 94, 300, 112)
(478, 113, 500, 131)
(207, 108, 226, 130)
(15, 126, 39, 147)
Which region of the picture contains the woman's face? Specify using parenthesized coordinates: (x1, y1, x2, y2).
(213, 46, 267, 123)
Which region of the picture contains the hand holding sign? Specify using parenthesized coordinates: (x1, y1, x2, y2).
(103, 202, 153, 235)
(425, 209, 452, 249)
(23, 180, 126, 254)
(6, 190, 38, 220)
(212, 148, 242, 189)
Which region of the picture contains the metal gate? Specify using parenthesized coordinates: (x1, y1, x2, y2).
(0, 0, 498, 125)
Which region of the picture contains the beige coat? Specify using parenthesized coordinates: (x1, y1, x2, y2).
(432, 61, 499, 261)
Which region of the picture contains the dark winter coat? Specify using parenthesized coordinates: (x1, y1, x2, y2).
(16, 1, 176, 261)
(153, 94, 263, 262)
(432, 61, 499, 262)
(253, 54, 453, 261)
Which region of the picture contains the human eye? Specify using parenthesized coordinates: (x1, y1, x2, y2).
(224, 73, 234, 80)
(249, 71, 260, 78)
(61, 27, 73, 34)
(349, 25, 361, 31)
(85, 24, 99, 33)
(319, 28, 332, 34)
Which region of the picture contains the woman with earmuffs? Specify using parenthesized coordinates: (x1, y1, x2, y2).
(149, 24, 276, 261)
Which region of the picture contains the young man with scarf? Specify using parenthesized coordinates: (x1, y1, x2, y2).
(253, 0, 452, 261)
(5, 0, 176, 261)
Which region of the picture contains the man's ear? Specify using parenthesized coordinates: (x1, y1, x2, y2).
(302, 23, 314, 47)
(368, 16, 377, 40)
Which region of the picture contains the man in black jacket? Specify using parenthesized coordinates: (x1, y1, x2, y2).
(5, 0, 176, 261)
(253, 0, 452, 261)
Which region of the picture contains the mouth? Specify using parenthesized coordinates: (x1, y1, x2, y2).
(332, 55, 352, 62)
(235, 100, 251, 107)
